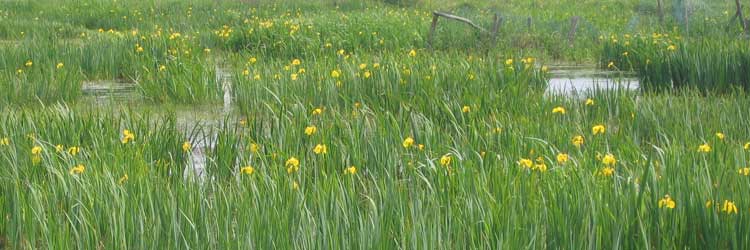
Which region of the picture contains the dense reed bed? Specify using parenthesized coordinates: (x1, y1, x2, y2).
(3, 89, 750, 248)
(2, 0, 750, 249)
(602, 35, 750, 92)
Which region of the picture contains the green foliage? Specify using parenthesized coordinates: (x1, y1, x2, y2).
(1, 0, 750, 248)
(601, 35, 750, 92)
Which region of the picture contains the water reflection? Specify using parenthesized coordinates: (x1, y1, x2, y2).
(546, 65, 639, 97)
(79, 68, 237, 181)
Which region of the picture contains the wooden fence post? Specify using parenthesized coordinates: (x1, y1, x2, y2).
(492, 14, 503, 44)
(736, 0, 747, 31)
(727, 0, 747, 34)
(526, 16, 532, 32)
(567, 16, 580, 47)
(427, 13, 439, 49)
(684, 0, 689, 35)
(657, 0, 664, 26)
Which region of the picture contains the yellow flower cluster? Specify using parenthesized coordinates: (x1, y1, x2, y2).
(439, 154, 452, 166)
(344, 166, 357, 175)
(402, 137, 415, 149)
(715, 132, 725, 140)
(248, 143, 260, 153)
(122, 129, 135, 144)
(658, 195, 676, 209)
(592, 125, 606, 135)
(166, 32, 181, 40)
(304, 126, 317, 136)
(556, 153, 569, 164)
(572, 135, 584, 148)
(722, 200, 738, 214)
(355, 63, 377, 79)
(697, 143, 711, 153)
(118, 174, 129, 185)
(69, 164, 85, 175)
(214, 25, 233, 38)
(585, 99, 595, 106)
(32, 146, 42, 155)
(518, 157, 546, 172)
(600, 167, 615, 177)
(67, 146, 80, 156)
(286, 157, 300, 174)
(313, 144, 327, 155)
(408, 49, 416, 57)
(602, 153, 616, 166)
(31, 146, 43, 164)
(518, 158, 533, 168)
(552, 106, 566, 114)
(241, 166, 255, 175)
(259, 20, 273, 29)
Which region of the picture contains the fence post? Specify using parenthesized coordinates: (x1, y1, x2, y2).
(737, 0, 747, 30)
(526, 16, 532, 32)
(427, 13, 439, 49)
(684, 0, 689, 35)
(492, 14, 503, 44)
(657, 0, 664, 25)
(567, 16, 580, 47)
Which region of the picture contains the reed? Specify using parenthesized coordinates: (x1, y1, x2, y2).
(601, 34, 750, 92)
(2, 0, 750, 249)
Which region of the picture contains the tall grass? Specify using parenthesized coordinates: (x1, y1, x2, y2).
(2, 89, 750, 248)
(601, 34, 750, 92)
(230, 51, 547, 116)
(0, 0, 740, 104)
(0, 41, 84, 106)
(2, 0, 750, 248)
(0, 30, 223, 104)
